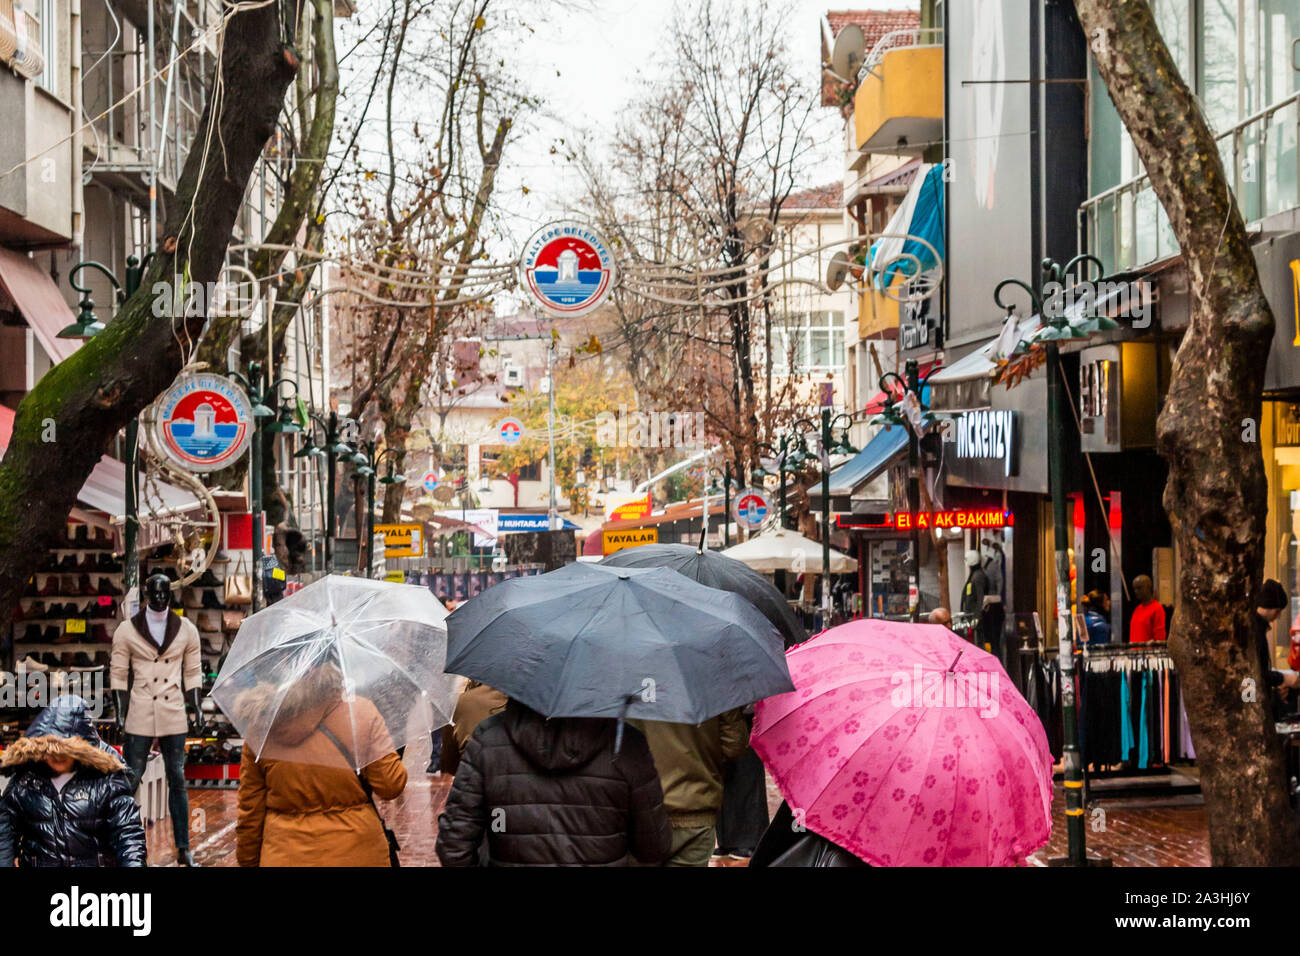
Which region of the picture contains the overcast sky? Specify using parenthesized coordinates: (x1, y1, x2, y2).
(492, 0, 915, 239)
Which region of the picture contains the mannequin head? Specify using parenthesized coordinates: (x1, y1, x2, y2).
(964, 549, 981, 569)
(144, 573, 173, 613)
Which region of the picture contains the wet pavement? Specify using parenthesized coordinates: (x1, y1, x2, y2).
(148, 736, 1213, 867)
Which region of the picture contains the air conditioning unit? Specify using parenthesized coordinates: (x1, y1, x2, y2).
(503, 366, 523, 387)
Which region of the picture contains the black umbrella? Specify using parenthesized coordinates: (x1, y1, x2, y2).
(602, 543, 808, 648)
(445, 562, 793, 724)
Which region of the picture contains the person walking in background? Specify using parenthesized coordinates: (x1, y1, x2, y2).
(436, 698, 671, 866)
(1255, 579, 1300, 720)
(235, 664, 407, 867)
(428, 596, 461, 774)
(1128, 575, 1166, 644)
(632, 708, 748, 866)
(0, 696, 145, 867)
(1081, 590, 1113, 645)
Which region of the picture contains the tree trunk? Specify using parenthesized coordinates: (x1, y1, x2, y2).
(0, 6, 299, 623)
(1075, 0, 1300, 865)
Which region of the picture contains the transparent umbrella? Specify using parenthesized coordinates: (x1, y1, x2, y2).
(212, 575, 457, 772)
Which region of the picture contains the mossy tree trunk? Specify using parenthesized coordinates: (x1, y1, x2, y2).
(0, 4, 299, 623)
(1075, 0, 1300, 865)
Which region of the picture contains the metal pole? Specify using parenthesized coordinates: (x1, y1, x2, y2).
(365, 442, 376, 579)
(250, 363, 264, 612)
(821, 408, 832, 615)
(547, 338, 557, 532)
(1049, 342, 1086, 865)
(723, 463, 731, 548)
(326, 413, 337, 573)
(122, 257, 143, 596)
(778, 437, 788, 531)
(146, 2, 157, 254)
(906, 360, 921, 623)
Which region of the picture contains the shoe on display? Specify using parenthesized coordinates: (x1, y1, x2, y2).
(93, 651, 110, 666)
(37, 576, 58, 597)
(92, 624, 110, 643)
(53, 627, 80, 645)
(42, 626, 60, 644)
(200, 589, 225, 610)
(98, 577, 122, 596)
(21, 625, 41, 642)
(18, 655, 49, 673)
(197, 569, 221, 588)
(71, 653, 94, 668)
(39, 653, 59, 668)
(74, 525, 89, 545)
(58, 554, 77, 571)
(25, 601, 46, 620)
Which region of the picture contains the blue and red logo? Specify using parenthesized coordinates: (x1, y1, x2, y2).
(733, 489, 771, 529)
(518, 222, 616, 317)
(497, 417, 524, 445)
(153, 373, 253, 473)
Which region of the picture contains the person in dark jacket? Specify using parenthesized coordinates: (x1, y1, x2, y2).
(436, 698, 672, 866)
(1256, 579, 1300, 720)
(1081, 590, 1113, 645)
(0, 695, 146, 867)
(749, 801, 867, 867)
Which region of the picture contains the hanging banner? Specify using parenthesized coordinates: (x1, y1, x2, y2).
(152, 373, 254, 473)
(518, 221, 616, 317)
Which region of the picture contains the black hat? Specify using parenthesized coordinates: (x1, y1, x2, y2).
(1258, 579, 1288, 610)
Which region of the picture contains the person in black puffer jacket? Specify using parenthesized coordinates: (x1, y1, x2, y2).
(0, 695, 146, 867)
(436, 698, 672, 866)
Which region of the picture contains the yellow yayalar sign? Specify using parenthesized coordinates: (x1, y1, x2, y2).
(375, 523, 424, 558)
(602, 528, 657, 555)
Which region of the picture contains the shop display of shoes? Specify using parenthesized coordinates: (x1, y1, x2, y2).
(20, 625, 41, 642)
(98, 576, 122, 596)
(17, 655, 49, 673)
(200, 589, 225, 610)
(39, 653, 60, 669)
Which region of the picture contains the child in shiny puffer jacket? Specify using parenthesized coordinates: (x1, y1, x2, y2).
(0, 695, 146, 867)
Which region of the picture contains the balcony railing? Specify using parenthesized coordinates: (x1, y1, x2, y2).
(1081, 90, 1300, 273)
(0, 0, 44, 79)
(856, 27, 943, 84)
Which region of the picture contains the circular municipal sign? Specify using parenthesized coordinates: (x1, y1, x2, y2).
(732, 488, 771, 528)
(152, 373, 253, 473)
(423, 471, 439, 492)
(497, 417, 525, 445)
(517, 221, 616, 317)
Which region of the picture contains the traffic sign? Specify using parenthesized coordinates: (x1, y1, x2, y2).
(732, 488, 771, 528)
(497, 417, 525, 445)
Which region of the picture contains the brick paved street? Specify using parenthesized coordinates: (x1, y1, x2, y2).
(148, 734, 1213, 867)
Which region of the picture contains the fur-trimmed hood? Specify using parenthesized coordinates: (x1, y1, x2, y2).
(1, 695, 125, 774)
(1, 734, 125, 774)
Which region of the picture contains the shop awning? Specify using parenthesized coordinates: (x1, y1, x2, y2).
(808, 424, 908, 498)
(0, 407, 203, 544)
(0, 247, 79, 366)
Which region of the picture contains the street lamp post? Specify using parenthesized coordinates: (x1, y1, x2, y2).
(992, 253, 1116, 868)
(356, 441, 404, 578)
(298, 412, 356, 572)
(705, 465, 735, 548)
(228, 365, 300, 611)
(785, 412, 857, 617)
(63, 255, 149, 595)
(872, 360, 931, 623)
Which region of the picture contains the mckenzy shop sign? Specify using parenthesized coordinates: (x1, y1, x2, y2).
(953, 409, 1017, 476)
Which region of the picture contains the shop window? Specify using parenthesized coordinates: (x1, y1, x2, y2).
(768, 311, 845, 374)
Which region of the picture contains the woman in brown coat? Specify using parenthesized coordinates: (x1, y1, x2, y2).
(235, 667, 407, 867)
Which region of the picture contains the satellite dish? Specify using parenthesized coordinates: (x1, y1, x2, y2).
(830, 25, 866, 82)
(826, 251, 851, 291)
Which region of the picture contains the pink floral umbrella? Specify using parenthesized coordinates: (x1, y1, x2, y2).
(752, 618, 1053, 866)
